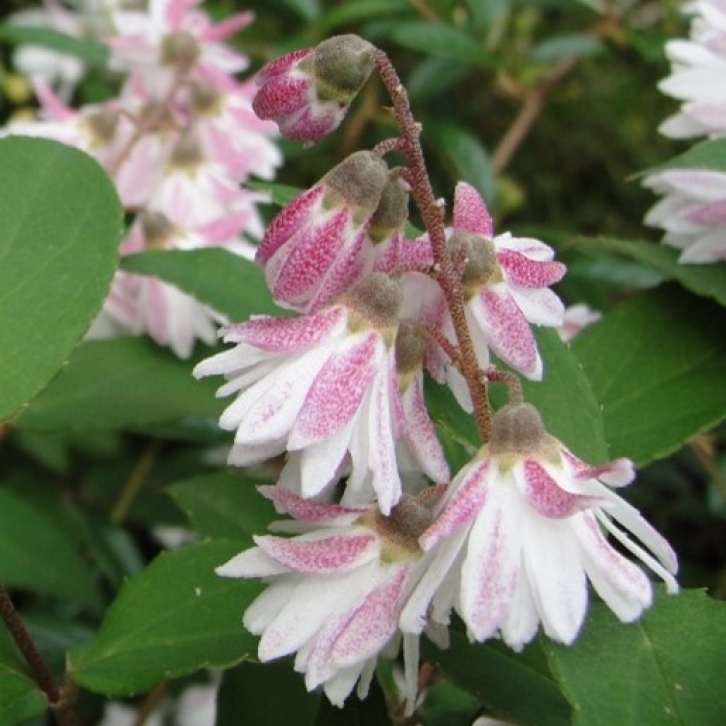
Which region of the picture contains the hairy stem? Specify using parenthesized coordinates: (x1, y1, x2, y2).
(373, 49, 492, 441)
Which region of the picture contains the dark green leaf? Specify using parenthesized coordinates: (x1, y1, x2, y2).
(320, 0, 408, 31)
(276, 0, 321, 21)
(0, 628, 47, 725)
(389, 22, 491, 66)
(407, 57, 470, 102)
(169, 471, 277, 541)
(120, 248, 282, 320)
(424, 632, 571, 726)
(0, 24, 108, 67)
(68, 540, 261, 696)
(640, 137, 726, 176)
(530, 34, 604, 62)
(16, 337, 223, 432)
(426, 122, 497, 209)
(546, 589, 726, 726)
(248, 180, 303, 207)
(0, 137, 123, 422)
(0, 489, 99, 606)
(581, 237, 726, 307)
(572, 284, 726, 465)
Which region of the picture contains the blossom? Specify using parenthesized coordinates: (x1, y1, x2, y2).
(216, 486, 435, 710)
(194, 273, 409, 513)
(256, 151, 390, 313)
(557, 303, 601, 342)
(643, 168, 726, 263)
(658, 0, 726, 139)
(405, 182, 565, 410)
(253, 35, 374, 144)
(400, 403, 678, 649)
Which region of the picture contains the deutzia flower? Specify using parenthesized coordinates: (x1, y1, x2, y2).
(255, 151, 390, 313)
(194, 273, 422, 514)
(253, 35, 374, 144)
(400, 402, 678, 649)
(643, 168, 726, 263)
(557, 303, 601, 342)
(216, 486, 435, 710)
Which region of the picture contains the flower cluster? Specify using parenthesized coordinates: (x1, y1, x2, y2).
(6, 0, 280, 357)
(192, 34, 679, 712)
(644, 0, 726, 263)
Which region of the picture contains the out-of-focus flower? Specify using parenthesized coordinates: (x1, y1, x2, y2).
(194, 274, 410, 513)
(217, 486, 436, 711)
(253, 35, 374, 144)
(256, 151, 390, 313)
(658, 0, 726, 139)
(557, 303, 601, 342)
(644, 168, 726, 263)
(401, 403, 678, 649)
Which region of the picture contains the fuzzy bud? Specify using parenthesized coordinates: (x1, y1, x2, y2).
(489, 403, 549, 456)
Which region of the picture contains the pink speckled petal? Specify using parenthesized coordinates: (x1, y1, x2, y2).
(460, 484, 521, 641)
(256, 531, 377, 574)
(500, 564, 539, 650)
(291, 333, 380, 446)
(453, 182, 494, 237)
(253, 73, 311, 119)
(509, 287, 565, 327)
(467, 290, 542, 380)
(400, 376, 450, 483)
(259, 485, 367, 522)
(494, 233, 556, 261)
(256, 48, 311, 85)
(497, 249, 566, 288)
(560, 449, 635, 488)
(215, 546, 288, 578)
(221, 305, 345, 352)
(420, 459, 491, 550)
(256, 185, 324, 265)
(520, 460, 601, 518)
(574, 512, 652, 622)
(279, 103, 346, 144)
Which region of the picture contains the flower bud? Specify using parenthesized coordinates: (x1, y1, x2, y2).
(448, 231, 501, 295)
(368, 176, 410, 245)
(488, 402, 549, 456)
(253, 34, 374, 144)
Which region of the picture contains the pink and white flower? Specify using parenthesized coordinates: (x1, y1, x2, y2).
(253, 35, 374, 144)
(644, 168, 726, 263)
(557, 303, 601, 342)
(193, 274, 407, 513)
(405, 183, 565, 410)
(400, 403, 678, 649)
(256, 151, 390, 313)
(658, 0, 726, 139)
(217, 486, 433, 709)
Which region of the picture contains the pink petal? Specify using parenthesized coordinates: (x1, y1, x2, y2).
(256, 184, 323, 265)
(221, 305, 345, 352)
(253, 73, 311, 119)
(256, 48, 311, 85)
(256, 532, 377, 574)
(453, 182, 494, 237)
(202, 12, 254, 42)
(467, 290, 541, 379)
(259, 485, 367, 522)
(420, 459, 491, 550)
(561, 449, 635, 488)
(290, 333, 380, 446)
(497, 249, 566, 288)
(520, 460, 601, 518)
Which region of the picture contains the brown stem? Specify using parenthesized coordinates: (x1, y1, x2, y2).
(491, 57, 579, 173)
(486, 367, 524, 404)
(0, 585, 78, 725)
(132, 680, 168, 726)
(111, 438, 163, 525)
(373, 49, 492, 441)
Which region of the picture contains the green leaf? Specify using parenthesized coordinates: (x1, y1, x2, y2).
(276, 0, 321, 21)
(424, 632, 571, 726)
(581, 237, 726, 307)
(68, 540, 261, 696)
(169, 471, 277, 541)
(216, 660, 323, 726)
(389, 22, 491, 66)
(426, 121, 497, 208)
(0, 489, 99, 606)
(16, 337, 224, 432)
(0, 628, 47, 725)
(641, 137, 726, 176)
(320, 0, 408, 31)
(0, 137, 123, 422)
(545, 589, 726, 726)
(120, 248, 282, 320)
(530, 33, 604, 62)
(248, 180, 303, 208)
(0, 24, 108, 67)
(572, 284, 726, 465)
